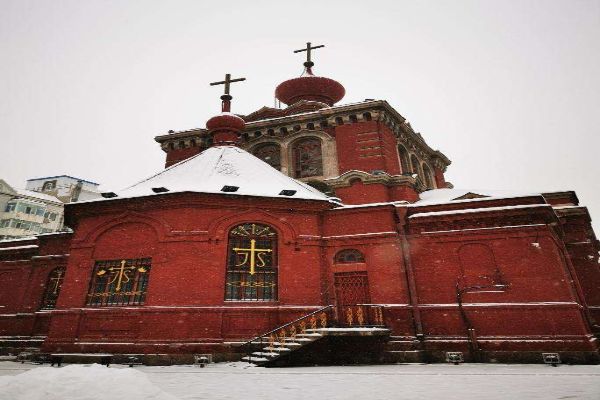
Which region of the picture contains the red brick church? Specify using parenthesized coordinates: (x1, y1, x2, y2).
(1, 43, 599, 365)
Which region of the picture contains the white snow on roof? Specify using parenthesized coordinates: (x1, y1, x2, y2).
(107, 146, 332, 202)
(14, 189, 62, 203)
(412, 188, 541, 206)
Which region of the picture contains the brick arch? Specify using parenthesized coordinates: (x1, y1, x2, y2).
(78, 211, 170, 246)
(207, 209, 298, 243)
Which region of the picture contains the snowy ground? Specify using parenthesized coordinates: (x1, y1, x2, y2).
(0, 361, 599, 400)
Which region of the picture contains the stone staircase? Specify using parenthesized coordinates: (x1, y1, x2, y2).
(241, 305, 390, 367)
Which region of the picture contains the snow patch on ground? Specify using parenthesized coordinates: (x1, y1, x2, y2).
(0, 363, 177, 400)
(0, 361, 599, 400)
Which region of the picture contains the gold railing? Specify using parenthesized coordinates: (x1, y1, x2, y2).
(338, 304, 385, 327)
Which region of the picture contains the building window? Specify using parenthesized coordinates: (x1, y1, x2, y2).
(225, 223, 278, 301)
(334, 249, 365, 263)
(5, 203, 16, 212)
(252, 143, 282, 170)
(86, 258, 151, 307)
(40, 267, 66, 309)
(422, 163, 435, 189)
(398, 145, 410, 174)
(410, 154, 422, 178)
(292, 138, 323, 178)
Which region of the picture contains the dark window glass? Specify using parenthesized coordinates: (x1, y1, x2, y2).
(252, 143, 282, 170)
(86, 258, 151, 307)
(334, 249, 365, 263)
(292, 138, 323, 178)
(41, 267, 66, 309)
(226, 223, 278, 301)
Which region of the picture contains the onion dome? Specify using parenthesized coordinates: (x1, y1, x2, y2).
(275, 66, 345, 106)
(207, 74, 247, 146)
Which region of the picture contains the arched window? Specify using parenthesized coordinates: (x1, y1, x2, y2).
(252, 143, 282, 170)
(292, 138, 323, 178)
(226, 223, 278, 301)
(422, 163, 435, 189)
(334, 249, 365, 263)
(40, 267, 66, 309)
(398, 145, 410, 174)
(410, 154, 422, 178)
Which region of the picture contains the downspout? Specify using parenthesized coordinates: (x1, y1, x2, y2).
(394, 206, 425, 354)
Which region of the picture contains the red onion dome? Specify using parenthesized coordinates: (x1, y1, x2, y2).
(275, 68, 345, 106)
(206, 112, 246, 133)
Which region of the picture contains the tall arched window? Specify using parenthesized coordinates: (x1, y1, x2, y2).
(398, 145, 410, 174)
(410, 154, 422, 179)
(226, 223, 278, 301)
(292, 138, 323, 178)
(334, 249, 365, 263)
(422, 163, 435, 189)
(252, 143, 282, 170)
(40, 267, 66, 309)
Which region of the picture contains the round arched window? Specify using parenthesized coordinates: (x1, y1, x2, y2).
(334, 249, 365, 263)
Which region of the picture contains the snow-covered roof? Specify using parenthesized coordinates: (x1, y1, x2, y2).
(14, 189, 62, 204)
(95, 146, 333, 203)
(412, 188, 541, 206)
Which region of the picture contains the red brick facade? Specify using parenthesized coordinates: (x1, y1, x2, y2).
(1, 72, 599, 364)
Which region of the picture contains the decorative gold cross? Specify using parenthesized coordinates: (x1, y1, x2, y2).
(232, 239, 272, 275)
(49, 270, 63, 294)
(293, 42, 325, 65)
(209, 73, 246, 95)
(97, 260, 137, 292)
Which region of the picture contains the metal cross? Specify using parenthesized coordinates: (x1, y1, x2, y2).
(209, 73, 246, 96)
(49, 270, 64, 294)
(232, 239, 273, 275)
(105, 260, 135, 292)
(294, 42, 325, 65)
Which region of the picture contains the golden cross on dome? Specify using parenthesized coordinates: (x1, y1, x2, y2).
(233, 239, 272, 275)
(294, 42, 325, 66)
(210, 73, 246, 96)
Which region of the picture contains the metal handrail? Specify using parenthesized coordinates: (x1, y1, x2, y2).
(240, 305, 334, 351)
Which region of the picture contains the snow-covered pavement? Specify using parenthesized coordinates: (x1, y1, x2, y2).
(0, 361, 599, 400)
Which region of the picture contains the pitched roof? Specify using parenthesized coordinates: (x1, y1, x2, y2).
(110, 146, 333, 202)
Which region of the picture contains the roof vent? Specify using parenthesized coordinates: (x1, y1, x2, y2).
(101, 192, 118, 198)
(221, 185, 239, 193)
(279, 190, 297, 196)
(151, 187, 169, 193)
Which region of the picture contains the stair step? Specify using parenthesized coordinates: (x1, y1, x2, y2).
(296, 333, 323, 338)
(263, 347, 291, 352)
(242, 356, 269, 363)
(252, 352, 279, 357)
(285, 337, 313, 342)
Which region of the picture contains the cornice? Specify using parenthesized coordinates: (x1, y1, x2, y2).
(153, 100, 451, 166)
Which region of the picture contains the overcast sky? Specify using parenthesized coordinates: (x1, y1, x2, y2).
(1, 0, 599, 232)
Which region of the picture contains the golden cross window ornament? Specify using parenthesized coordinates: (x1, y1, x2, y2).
(87, 258, 151, 307)
(226, 223, 278, 301)
(41, 267, 66, 310)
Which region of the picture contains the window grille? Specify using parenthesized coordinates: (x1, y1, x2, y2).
(40, 267, 66, 309)
(86, 258, 151, 307)
(252, 143, 282, 170)
(292, 138, 323, 178)
(225, 223, 278, 301)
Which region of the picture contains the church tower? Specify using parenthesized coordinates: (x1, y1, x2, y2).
(155, 43, 451, 205)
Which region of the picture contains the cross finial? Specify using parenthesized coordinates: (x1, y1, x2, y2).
(293, 42, 325, 68)
(210, 73, 246, 112)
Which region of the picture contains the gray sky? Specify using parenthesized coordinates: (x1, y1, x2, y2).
(1, 0, 599, 232)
